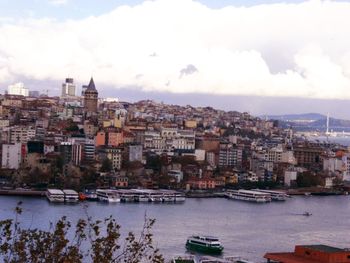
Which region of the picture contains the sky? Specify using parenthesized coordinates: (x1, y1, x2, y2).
(1, 0, 350, 118)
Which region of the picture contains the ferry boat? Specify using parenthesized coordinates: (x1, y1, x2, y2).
(175, 192, 186, 202)
(46, 189, 65, 203)
(63, 189, 79, 203)
(225, 190, 271, 203)
(252, 189, 288, 201)
(162, 193, 176, 202)
(83, 189, 98, 201)
(96, 189, 121, 203)
(186, 236, 224, 254)
(149, 193, 163, 202)
(136, 194, 150, 202)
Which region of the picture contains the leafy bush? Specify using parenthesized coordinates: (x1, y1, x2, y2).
(0, 202, 164, 263)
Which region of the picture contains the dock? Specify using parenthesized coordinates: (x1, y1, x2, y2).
(0, 189, 45, 197)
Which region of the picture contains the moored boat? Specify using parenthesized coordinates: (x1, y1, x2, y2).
(186, 235, 224, 254)
(46, 189, 65, 203)
(96, 189, 121, 203)
(252, 189, 288, 201)
(225, 189, 271, 203)
(62, 189, 79, 203)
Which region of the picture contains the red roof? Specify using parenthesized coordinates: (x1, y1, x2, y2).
(264, 253, 325, 263)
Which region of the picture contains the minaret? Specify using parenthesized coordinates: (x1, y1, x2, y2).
(84, 77, 98, 113)
(326, 113, 330, 135)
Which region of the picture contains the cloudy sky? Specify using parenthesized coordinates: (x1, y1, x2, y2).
(1, 0, 350, 118)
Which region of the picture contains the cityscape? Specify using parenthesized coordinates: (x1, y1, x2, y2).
(1, 0, 350, 262)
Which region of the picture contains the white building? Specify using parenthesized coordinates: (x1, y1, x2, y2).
(128, 145, 143, 162)
(8, 82, 29, 96)
(61, 78, 76, 97)
(10, 126, 36, 144)
(284, 170, 297, 187)
(2, 143, 22, 169)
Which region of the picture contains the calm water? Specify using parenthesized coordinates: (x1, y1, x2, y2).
(1, 196, 350, 262)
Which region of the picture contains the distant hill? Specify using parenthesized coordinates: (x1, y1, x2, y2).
(262, 113, 350, 132)
(261, 113, 325, 122)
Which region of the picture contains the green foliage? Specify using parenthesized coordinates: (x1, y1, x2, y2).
(100, 158, 113, 172)
(0, 202, 164, 263)
(296, 172, 322, 187)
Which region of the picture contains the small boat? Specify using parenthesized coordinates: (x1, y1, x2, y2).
(79, 192, 87, 201)
(303, 212, 312, 216)
(83, 189, 98, 201)
(186, 235, 224, 254)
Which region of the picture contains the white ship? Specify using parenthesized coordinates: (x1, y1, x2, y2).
(96, 189, 121, 203)
(252, 189, 289, 201)
(46, 189, 65, 203)
(62, 189, 79, 203)
(225, 189, 271, 203)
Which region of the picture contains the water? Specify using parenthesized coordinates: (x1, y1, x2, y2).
(1, 196, 350, 262)
(309, 135, 350, 146)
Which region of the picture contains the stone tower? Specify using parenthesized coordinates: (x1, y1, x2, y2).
(84, 77, 98, 113)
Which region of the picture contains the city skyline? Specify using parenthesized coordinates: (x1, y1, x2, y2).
(1, 0, 350, 118)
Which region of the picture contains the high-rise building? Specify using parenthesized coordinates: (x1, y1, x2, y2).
(84, 77, 98, 113)
(7, 82, 29, 96)
(61, 78, 76, 97)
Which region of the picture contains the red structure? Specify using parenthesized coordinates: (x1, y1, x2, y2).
(264, 245, 350, 263)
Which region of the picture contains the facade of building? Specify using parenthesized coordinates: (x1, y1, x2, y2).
(61, 78, 76, 97)
(2, 143, 23, 169)
(219, 142, 242, 168)
(128, 144, 143, 162)
(10, 126, 36, 144)
(8, 82, 29, 96)
(84, 78, 98, 113)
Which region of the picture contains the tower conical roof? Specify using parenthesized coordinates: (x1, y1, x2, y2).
(86, 77, 97, 91)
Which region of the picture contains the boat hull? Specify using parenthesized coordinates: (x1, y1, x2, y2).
(186, 241, 223, 254)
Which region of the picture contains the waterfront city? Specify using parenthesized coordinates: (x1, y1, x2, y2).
(2, 0, 350, 262)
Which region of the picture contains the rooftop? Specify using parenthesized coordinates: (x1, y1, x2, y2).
(303, 245, 346, 253)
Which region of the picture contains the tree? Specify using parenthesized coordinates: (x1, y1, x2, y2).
(0, 202, 164, 263)
(100, 158, 113, 172)
(296, 171, 322, 187)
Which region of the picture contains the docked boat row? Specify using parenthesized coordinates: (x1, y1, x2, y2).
(225, 189, 289, 203)
(96, 189, 186, 203)
(46, 188, 186, 203)
(46, 189, 79, 203)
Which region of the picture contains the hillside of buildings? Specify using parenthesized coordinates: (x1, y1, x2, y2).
(1, 79, 350, 193)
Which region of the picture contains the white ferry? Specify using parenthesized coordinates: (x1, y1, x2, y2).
(252, 189, 289, 201)
(162, 194, 175, 202)
(225, 190, 271, 203)
(137, 194, 150, 202)
(96, 189, 121, 203)
(149, 193, 163, 202)
(62, 189, 79, 203)
(46, 189, 65, 203)
(175, 192, 186, 202)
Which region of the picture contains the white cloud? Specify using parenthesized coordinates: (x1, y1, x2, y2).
(1, 0, 350, 99)
(49, 0, 69, 6)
